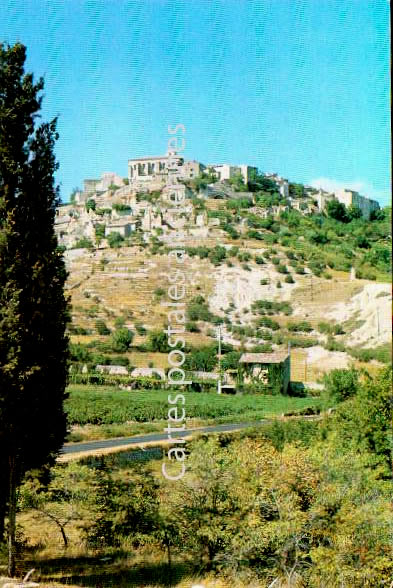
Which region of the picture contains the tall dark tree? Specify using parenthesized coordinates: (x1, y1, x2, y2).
(0, 42, 69, 576)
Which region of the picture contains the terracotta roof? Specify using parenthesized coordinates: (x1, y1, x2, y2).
(239, 352, 289, 364)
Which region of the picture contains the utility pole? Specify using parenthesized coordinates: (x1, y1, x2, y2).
(217, 325, 222, 394)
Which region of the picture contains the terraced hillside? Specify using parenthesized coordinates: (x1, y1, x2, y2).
(65, 196, 391, 384)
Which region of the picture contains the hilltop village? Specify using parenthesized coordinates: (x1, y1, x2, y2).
(58, 151, 390, 396)
(55, 151, 380, 249)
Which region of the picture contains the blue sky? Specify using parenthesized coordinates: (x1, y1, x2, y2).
(0, 0, 390, 205)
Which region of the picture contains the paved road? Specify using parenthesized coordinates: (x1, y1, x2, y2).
(61, 420, 270, 455)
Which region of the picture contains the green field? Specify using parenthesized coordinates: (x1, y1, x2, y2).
(65, 384, 321, 426)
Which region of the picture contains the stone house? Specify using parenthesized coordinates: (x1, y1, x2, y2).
(238, 351, 290, 394)
(264, 173, 290, 198)
(334, 188, 379, 219)
(104, 219, 138, 238)
(206, 164, 257, 184)
(314, 189, 335, 212)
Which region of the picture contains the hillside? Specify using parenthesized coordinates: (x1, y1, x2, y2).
(62, 175, 391, 384)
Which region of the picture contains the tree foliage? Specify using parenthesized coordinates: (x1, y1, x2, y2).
(0, 42, 69, 574)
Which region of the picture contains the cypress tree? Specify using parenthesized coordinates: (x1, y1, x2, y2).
(0, 42, 69, 576)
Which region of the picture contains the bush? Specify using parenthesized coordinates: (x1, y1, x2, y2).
(69, 343, 92, 363)
(73, 237, 94, 250)
(326, 199, 349, 223)
(258, 329, 273, 340)
(285, 274, 295, 283)
(257, 317, 280, 330)
(318, 322, 344, 335)
(95, 223, 105, 240)
(323, 368, 359, 401)
(237, 251, 251, 262)
(187, 297, 214, 322)
(287, 321, 313, 333)
(154, 287, 165, 298)
(135, 323, 147, 335)
(209, 245, 227, 265)
(186, 321, 200, 332)
(286, 336, 319, 348)
(109, 328, 134, 352)
(185, 346, 218, 371)
(325, 338, 346, 352)
(250, 343, 273, 353)
(251, 299, 292, 315)
(348, 344, 392, 364)
(146, 330, 170, 353)
(277, 264, 288, 274)
(107, 232, 124, 248)
(85, 198, 96, 212)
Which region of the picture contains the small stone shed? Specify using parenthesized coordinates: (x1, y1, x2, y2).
(238, 351, 290, 394)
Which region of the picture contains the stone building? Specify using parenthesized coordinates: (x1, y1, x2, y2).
(128, 151, 185, 182)
(238, 351, 290, 394)
(264, 173, 289, 198)
(83, 172, 125, 195)
(142, 207, 163, 231)
(206, 163, 257, 184)
(104, 219, 138, 238)
(182, 160, 205, 178)
(334, 188, 379, 220)
(314, 189, 335, 212)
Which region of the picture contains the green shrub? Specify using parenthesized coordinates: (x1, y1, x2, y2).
(348, 344, 392, 364)
(73, 237, 94, 250)
(85, 198, 96, 212)
(318, 322, 344, 335)
(135, 323, 147, 335)
(186, 321, 200, 332)
(107, 232, 124, 248)
(286, 336, 319, 348)
(323, 368, 359, 401)
(237, 251, 251, 262)
(251, 299, 292, 315)
(95, 223, 105, 239)
(325, 338, 346, 352)
(146, 330, 170, 353)
(109, 328, 134, 352)
(257, 317, 280, 330)
(287, 321, 313, 333)
(187, 296, 214, 322)
(277, 264, 288, 274)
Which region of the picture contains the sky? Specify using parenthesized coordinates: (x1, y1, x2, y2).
(0, 0, 391, 205)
